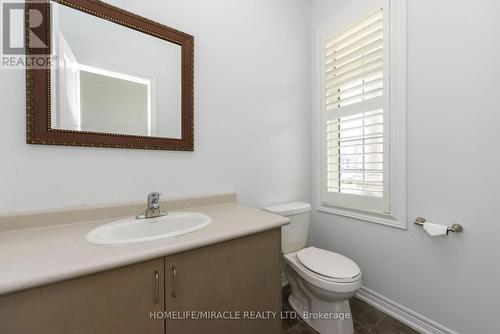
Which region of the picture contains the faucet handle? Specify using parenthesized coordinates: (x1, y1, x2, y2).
(148, 192, 162, 207)
(137, 192, 167, 220)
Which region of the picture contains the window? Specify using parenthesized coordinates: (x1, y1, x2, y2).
(316, 0, 406, 227)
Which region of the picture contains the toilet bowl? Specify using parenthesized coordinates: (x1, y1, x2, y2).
(263, 202, 361, 334)
(284, 248, 361, 334)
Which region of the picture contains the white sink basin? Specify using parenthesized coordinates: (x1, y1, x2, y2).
(86, 212, 211, 245)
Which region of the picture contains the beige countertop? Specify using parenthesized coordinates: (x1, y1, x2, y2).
(0, 200, 288, 296)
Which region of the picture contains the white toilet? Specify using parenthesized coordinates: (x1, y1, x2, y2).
(263, 202, 361, 334)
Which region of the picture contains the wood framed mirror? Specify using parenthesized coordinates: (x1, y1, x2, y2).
(26, 0, 194, 151)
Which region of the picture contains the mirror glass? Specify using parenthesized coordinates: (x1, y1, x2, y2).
(50, 2, 182, 138)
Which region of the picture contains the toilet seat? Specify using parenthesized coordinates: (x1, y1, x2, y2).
(284, 251, 361, 294)
(296, 247, 361, 283)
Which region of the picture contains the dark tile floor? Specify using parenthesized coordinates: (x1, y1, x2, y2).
(282, 286, 420, 334)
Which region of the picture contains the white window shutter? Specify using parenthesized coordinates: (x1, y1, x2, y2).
(322, 7, 390, 214)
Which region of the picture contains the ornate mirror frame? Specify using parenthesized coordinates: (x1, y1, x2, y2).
(26, 0, 194, 151)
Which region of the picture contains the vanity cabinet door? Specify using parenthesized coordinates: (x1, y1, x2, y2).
(0, 258, 165, 334)
(164, 229, 282, 334)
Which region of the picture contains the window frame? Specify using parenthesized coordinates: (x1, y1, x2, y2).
(313, 0, 407, 229)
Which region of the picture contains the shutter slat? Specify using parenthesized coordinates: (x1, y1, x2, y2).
(326, 167, 384, 173)
(327, 29, 383, 59)
(327, 181, 384, 188)
(328, 19, 383, 52)
(326, 39, 383, 66)
(328, 49, 383, 77)
(326, 59, 383, 90)
(327, 122, 384, 134)
(328, 186, 384, 193)
(327, 19, 384, 50)
(326, 9, 383, 46)
(327, 151, 384, 157)
(327, 88, 383, 110)
(326, 132, 384, 143)
(327, 140, 383, 149)
(326, 96, 384, 119)
(327, 78, 383, 100)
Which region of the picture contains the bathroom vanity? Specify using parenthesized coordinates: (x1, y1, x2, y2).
(0, 194, 287, 334)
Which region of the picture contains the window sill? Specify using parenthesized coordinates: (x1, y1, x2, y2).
(316, 204, 407, 230)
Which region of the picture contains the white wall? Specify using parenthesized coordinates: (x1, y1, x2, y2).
(310, 1, 500, 333)
(0, 0, 311, 213)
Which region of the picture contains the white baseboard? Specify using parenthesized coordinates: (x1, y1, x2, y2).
(356, 286, 459, 334)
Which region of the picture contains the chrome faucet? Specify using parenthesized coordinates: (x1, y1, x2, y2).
(136, 192, 167, 219)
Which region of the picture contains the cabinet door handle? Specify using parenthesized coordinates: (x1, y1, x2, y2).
(154, 271, 160, 304)
(171, 266, 177, 298)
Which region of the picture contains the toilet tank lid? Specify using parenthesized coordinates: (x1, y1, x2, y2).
(263, 202, 311, 216)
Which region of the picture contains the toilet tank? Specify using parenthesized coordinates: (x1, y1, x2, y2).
(263, 202, 311, 254)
